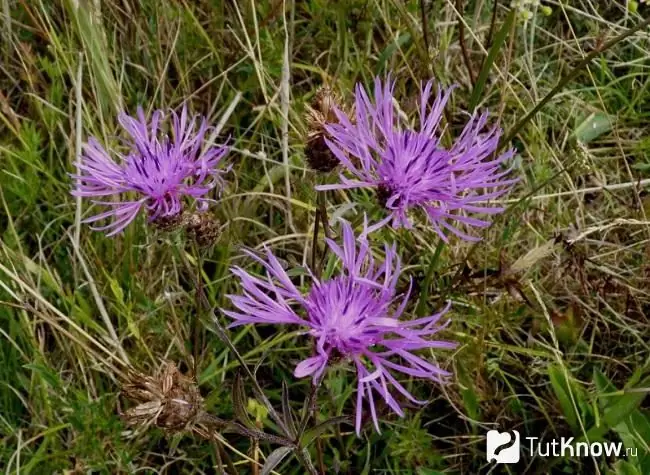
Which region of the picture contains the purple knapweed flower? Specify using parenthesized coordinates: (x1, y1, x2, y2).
(72, 106, 229, 236)
(224, 219, 456, 435)
(316, 77, 517, 241)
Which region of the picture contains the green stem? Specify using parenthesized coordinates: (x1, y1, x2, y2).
(317, 190, 331, 273)
(311, 203, 321, 278)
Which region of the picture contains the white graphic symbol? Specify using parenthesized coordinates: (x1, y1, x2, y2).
(487, 430, 520, 464)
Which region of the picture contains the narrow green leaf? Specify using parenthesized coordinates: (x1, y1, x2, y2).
(469, 10, 515, 111)
(548, 365, 580, 433)
(415, 240, 445, 317)
(24, 363, 61, 390)
(583, 374, 650, 442)
(233, 372, 255, 429)
(592, 369, 650, 471)
(64, 0, 121, 116)
(281, 381, 297, 438)
(376, 33, 412, 74)
(300, 416, 350, 447)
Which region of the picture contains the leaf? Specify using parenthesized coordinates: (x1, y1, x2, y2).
(469, 10, 515, 111)
(415, 240, 445, 317)
(509, 240, 558, 275)
(548, 365, 581, 433)
(281, 381, 297, 438)
(376, 33, 412, 74)
(593, 369, 650, 472)
(233, 372, 255, 429)
(461, 385, 482, 423)
(108, 278, 124, 303)
(24, 363, 61, 390)
(574, 112, 612, 143)
(65, 0, 121, 116)
(583, 372, 650, 442)
(261, 446, 293, 475)
(300, 416, 350, 447)
(456, 364, 481, 423)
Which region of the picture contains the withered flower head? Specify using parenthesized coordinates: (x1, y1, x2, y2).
(185, 211, 220, 248)
(305, 86, 347, 173)
(121, 361, 204, 434)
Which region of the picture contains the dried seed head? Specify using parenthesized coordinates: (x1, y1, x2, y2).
(185, 212, 220, 248)
(121, 361, 204, 434)
(309, 86, 341, 124)
(304, 86, 347, 173)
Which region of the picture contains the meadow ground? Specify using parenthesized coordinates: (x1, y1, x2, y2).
(1, 1, 650, 474)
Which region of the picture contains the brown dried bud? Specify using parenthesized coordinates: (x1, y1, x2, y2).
(121, 361, 204, 434)
(185, 212, 220, 248)
(304, 86, 347, 173)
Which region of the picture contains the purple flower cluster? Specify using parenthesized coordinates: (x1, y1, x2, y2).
(72, 106, 228, 236)
(317, 77, 517, 241)
(225, 219, 456, 434)
(74, 75, 517, 436)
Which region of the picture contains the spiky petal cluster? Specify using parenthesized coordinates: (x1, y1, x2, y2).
(317, 77, 517, 241)
(72, 106, 229, 236)
(224, 220, 456, 435)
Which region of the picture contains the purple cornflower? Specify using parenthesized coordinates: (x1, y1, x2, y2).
(72, 106, 229, 236)
(224, 219, 456, 435)
(317, 77, 517, 241)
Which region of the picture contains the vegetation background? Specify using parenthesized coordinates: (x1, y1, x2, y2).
(1, 0, 650, 473)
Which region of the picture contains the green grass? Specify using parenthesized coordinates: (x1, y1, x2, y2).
(1, 0, 650, 473)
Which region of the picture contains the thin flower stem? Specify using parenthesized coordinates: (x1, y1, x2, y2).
(211, 437, 237, 475)
(311, 203, 321, 278)
(316, 437, 325, 475)
(192, 245, 206, 374)
(298, 374, 325, 445)
(317, 190, 331, 273)
(252, 435, 259, 475)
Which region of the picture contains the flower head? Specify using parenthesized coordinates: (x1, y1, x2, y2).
(224, 219, 456, 435)
(304, 86, 347, 172)
(317, 77, 517, 241)
(72, 106, 229, 236)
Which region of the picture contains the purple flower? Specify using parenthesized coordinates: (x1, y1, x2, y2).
(316, 77, 517, 241)
(224, 219, 456, 435)
(72, 106, 229, 236)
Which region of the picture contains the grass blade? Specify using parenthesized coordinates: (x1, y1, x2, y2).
(468, 10, 515, 111)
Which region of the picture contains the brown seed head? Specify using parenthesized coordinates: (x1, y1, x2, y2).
(304, 86, 348, 173)
(121, 361, 204, 433)
(185, 212, 220, 248)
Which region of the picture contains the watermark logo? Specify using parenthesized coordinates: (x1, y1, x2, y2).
(487, 430, 520, 464)
(527, 437, 636, 458)
(486, 430, 639, 463)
